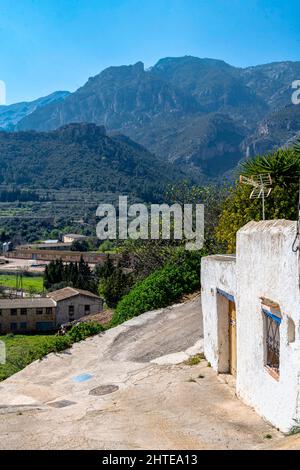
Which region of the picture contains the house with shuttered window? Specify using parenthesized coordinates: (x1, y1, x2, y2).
(201, 220, 300, 433)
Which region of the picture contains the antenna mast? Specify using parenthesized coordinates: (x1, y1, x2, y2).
(240, 174, 272, 220)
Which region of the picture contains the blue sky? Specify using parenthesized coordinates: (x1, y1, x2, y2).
(0, 0, 299, 104)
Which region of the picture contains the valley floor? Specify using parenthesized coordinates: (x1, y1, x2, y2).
(0, 297, 286, 450)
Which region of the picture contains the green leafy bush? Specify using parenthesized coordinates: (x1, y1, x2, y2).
(52, 335, 72, 352)
(67, 322, 104, 342)
(111, 250, 203, 326)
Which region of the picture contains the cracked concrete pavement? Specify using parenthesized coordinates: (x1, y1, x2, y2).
(0, 296, 285, 450)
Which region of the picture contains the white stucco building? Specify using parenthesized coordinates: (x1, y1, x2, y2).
(201, 220, 300, 433)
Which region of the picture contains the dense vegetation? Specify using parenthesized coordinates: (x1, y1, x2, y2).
(0, 189, 41, 202)
(0, 322, 103, 381)
(0, 123, 187, 201)
(111, 250, 204, 326)
(44, 257, 96, 292)
(96, 257, 133, 308)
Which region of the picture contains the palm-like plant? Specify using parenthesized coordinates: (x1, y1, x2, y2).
(294, 137, 300, 157)
(238, 147, 300, 181)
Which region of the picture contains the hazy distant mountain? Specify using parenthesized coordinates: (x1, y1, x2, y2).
(0, 91, 70, 131)
(16, 57, 300, 177)
(0, 123, 187, 201)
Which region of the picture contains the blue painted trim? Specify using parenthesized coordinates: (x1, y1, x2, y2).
(261, 307, 281, 324)
(217, 288, 235, 303)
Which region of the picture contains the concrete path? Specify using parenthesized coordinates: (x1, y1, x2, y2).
(0, 296, 284, 450)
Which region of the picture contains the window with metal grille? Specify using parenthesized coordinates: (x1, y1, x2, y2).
(262, 307, 281, 377)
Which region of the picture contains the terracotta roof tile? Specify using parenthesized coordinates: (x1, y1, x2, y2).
(48, 287, 101, 302)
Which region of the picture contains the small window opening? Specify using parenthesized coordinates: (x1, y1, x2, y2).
(287, 317, 296, 344)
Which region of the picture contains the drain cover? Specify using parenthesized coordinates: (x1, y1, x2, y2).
(48, 400, 76, 408)
(89, 385, 119, 396)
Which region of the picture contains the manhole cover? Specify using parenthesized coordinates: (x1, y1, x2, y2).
(48, 400, 76, 408)
(89, 385, 119, 396)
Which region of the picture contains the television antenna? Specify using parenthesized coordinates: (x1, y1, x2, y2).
(240, 174, 272, 220)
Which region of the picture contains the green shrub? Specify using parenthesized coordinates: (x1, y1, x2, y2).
(67, 322, 104, 343)
(111, 250, 203, 326)
(52, 335, 72, 352)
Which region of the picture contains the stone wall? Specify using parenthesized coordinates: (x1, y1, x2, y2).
(55, 295, 103, 325)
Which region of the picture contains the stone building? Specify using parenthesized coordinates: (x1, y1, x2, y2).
(0, 298, 56, 333)
(48, 287, 103, 325)
(201, 220, 300, 432)
(0, 287, 103, 333)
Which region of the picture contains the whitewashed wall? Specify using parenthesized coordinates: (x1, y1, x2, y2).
(201, 255, 236, 372)
(236, 220, 300, 433)
(201, 220, 300, 432)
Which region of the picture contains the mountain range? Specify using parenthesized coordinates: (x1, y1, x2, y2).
(2, 56, 300, 178)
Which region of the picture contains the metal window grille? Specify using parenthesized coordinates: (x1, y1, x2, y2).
(264, 311, 280, 373)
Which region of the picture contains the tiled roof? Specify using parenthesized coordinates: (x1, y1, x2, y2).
(0, 298, 56, 309)
(48, 287, 101, 302)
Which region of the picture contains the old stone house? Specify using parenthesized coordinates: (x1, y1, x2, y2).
(48, 287, 103, 325)
(0, 298, 56, 333)
(201, 220, 300, 433)
(0, 287, 103, 333)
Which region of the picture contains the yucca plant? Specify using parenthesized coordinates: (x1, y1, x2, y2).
(238, 147, 300, 181)
(294, 138, 300, 157)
